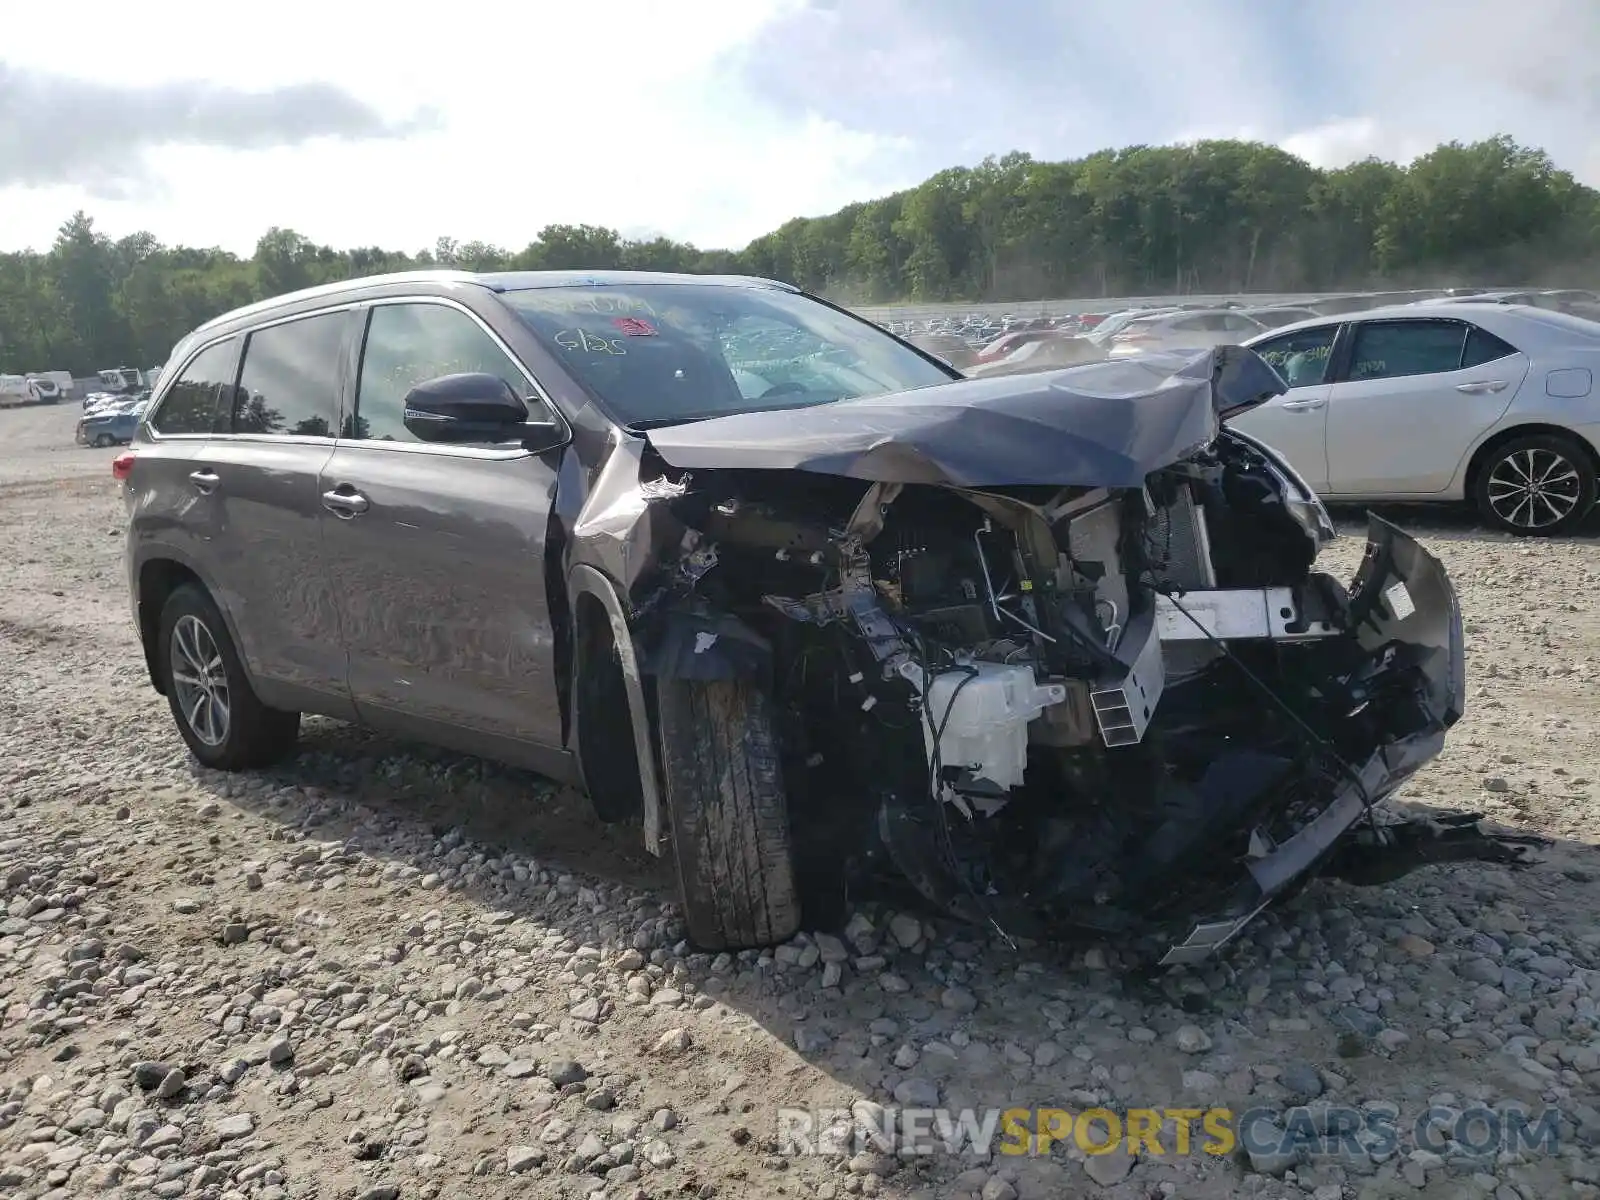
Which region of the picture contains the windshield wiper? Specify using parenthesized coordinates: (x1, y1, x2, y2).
(627, 394, 848, 433)
(625, 416, 720, 431)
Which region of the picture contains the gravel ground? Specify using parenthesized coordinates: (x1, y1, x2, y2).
(3, 402, 1600, 1200)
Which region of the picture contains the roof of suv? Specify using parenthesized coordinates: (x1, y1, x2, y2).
(193, 269, 796, 337)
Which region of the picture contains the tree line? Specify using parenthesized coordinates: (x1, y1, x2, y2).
(2, 134, 1596, 375)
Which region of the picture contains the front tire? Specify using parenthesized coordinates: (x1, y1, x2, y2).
(157, 583, 300, 770)
(93, 434, 113, 448)
(656, 676, 800, 951)
(1473, 432, 1596, 536)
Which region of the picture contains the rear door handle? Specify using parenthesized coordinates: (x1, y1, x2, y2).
(1280, 397, 1327, 411)
(321, 487, 370, 517)
(1456, 379, 1508, 394)
(189, 469, 220, 494)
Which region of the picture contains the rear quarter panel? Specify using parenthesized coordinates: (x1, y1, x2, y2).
(1447, 348, 1600, 493)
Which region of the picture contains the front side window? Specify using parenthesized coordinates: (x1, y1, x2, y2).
(352, 303, 533, 442)
(1251, 325, 1338, 388)
(502, 284, 953, 427)
(232, 311, 348, 437)
(149, 338, 238, 435)
(1347, 320, 1468, 382)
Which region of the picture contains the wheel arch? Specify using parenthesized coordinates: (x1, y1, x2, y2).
(1463, 422, 1600, 500)
(567, 564, 664, 855)
(135, 552, 244, 698)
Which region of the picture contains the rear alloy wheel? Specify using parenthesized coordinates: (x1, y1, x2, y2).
(158, 583, 300, 770)
(1473, 433, 1597, 536)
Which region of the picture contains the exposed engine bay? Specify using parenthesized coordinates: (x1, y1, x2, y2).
(580, 347, 1536, 963)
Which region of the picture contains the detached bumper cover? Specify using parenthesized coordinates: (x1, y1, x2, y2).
(1160, 514, 1468, 966)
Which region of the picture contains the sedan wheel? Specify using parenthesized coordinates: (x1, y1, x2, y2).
(169, 614, 231, 746)
(1474, 433, 1597, 536)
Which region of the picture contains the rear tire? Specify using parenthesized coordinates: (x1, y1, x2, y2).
(656, 676, 800, 951)
(1472, 432, 1596, 536)
(157, 583, 301, 770)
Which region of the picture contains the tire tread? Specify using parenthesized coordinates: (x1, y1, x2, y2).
(656, 677, 799, 950)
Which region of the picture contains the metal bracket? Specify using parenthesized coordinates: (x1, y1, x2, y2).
(1155, 588, 1340, 643)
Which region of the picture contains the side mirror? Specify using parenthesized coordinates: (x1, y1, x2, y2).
(401, 373, 565, 450)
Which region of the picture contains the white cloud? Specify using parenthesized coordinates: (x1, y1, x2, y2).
(0, 0, 918, 254)
(3, 0, 1597, 258)
(1278, 119, 1438, 171)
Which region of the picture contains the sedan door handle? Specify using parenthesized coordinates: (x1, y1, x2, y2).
(1456, 379, 1508, 394)
(189, 469, 220, 493)
(1280, 397, 1327, 411)
(321, 487, 370, 517)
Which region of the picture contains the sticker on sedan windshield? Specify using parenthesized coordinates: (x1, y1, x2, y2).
(613, 317, 658, 337)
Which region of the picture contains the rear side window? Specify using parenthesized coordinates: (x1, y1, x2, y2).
(148, 339, 238, 435)
(1348, 320, 1468, 381)
(231, 311, 348, 437)
(352, 302, 532, 442)
(1462, 325, 1519, 367)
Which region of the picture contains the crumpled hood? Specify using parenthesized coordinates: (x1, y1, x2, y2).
(646, 345, 1287, 489)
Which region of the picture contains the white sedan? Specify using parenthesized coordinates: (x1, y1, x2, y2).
(1231, 302, 1600, 535)
(1105, 308, 1268, 357)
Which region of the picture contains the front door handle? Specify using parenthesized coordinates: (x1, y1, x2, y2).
(189, 469, 220, 494)
(1280, 397, 1327, 411)
(321, 487, 370, 517)
(1456, 379, 1508, 394)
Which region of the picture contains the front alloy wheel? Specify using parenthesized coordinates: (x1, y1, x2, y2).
(1474, 433, 1596, 536)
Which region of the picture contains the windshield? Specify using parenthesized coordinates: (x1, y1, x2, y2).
(501, 283, 955, 426)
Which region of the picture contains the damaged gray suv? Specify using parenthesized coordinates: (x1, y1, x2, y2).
(120, 270, 1531, 962)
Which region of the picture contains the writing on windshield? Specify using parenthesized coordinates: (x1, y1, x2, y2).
(503, 283, 952, 425)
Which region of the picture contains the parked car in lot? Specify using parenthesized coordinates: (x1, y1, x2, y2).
(1234, 302, 1600, 534)
(972, 329, 1061, 364)
(116, 270, 1521, 960)
(1237, 306, 1322, 329)
(77, 400, 148, 446)
(1106, 308, 1269, 357)
(964, 332, 1106, 376)
(1080, 307, 1178, 349)
(904, 330, 977, 368)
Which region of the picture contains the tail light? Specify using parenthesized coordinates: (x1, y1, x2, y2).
(111, 451, 137, 482)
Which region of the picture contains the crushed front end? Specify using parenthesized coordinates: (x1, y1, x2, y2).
(594, 348, 1531, 963)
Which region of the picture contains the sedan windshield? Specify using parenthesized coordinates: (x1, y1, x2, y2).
(501, 283, 955, 427)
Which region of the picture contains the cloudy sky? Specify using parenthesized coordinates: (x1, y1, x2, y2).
(2, 0, 1596, 256)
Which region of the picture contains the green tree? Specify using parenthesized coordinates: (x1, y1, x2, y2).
(4, 134, 1599, 376)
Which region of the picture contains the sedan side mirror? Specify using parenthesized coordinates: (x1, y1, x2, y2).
(401, 372, 567, 451)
